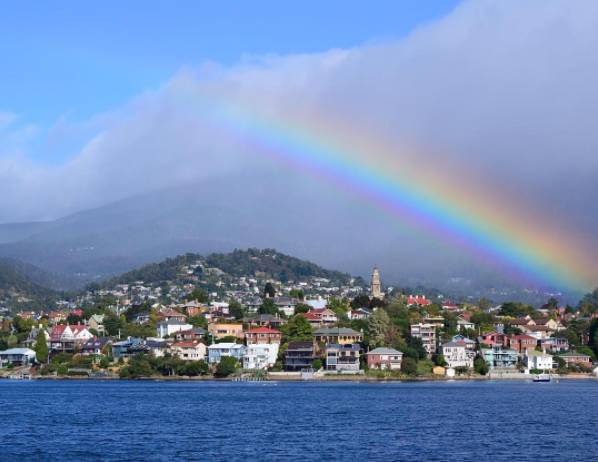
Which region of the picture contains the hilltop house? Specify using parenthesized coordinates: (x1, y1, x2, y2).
(407, 295, 432, 307)
(87, 314, 105, 335)
(365, 347, 403, 370)
(156, 319, 193, 338)
(174, 327, 207, 342)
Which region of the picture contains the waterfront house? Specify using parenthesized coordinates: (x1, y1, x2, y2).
(156, 319, 193, 338)
(325, 343, 361, 373)
(365, 347, 403, 370)
(539, 337, 569, 353)
(0, 348, 36, 367)
(284, 341, 316, 371)
(208, 322, 244, 340)
(451, 334, 476, 350)
(524, 350, 553, 372)
(410, 323, 437, 357)
(81, 337, 111, 356)
(207, 343, 245, 364)
(245, 327, 282, 345)
(170, 341, 207, 361)
(50, 324, 94, 352)
(482, 346, 519, 369)
(314, 327, 363, 345)
(560, 351, 593, 368)
(144, 338, 167, 358)
(441, 341, 474, 369)
(111, 337, 143, 360)
(243, 343, 279, 370)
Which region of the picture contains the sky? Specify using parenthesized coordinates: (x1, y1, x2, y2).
(1, 0, 598, 292)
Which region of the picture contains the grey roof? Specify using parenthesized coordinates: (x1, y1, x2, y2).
(366, 347, 402, 355)
(314, 327, 362, 336)
(0, 348, 36, 355)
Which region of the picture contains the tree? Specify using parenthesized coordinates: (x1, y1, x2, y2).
(215, 356, 237, 377)
(499, 302, 533, 318)
(181, 360, 209, 376)
(434, 354, 447, 367)
(589, 318, 598, 358)
(34, 331, 48, 363)
(351, 294, 371, 309)
(368, 309, 391, 348)
(263, 282, 276, 298)
(312, 359, 322, 370)
(187, 288, 209, 303)
(228, 300, 244, 320)
(282, 315, 313, 342)
(119, 354, 154, 378)
(401, 357, 417, 375)
(103, 313, 121, 337)
(474, 356, 489, 375)
(259, 298, 279, 315)
(289, 289, 304, 300)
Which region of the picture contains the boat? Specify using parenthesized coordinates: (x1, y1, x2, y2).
(533, 373, 551, 382)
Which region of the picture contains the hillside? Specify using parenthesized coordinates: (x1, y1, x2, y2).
(0, 258, 60, 309)
(101, 248, 358, 288)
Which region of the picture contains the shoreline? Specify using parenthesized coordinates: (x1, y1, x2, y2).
(4, 372, 596, 383)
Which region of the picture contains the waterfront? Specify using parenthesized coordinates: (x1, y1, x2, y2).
(1, 380, 596, 461)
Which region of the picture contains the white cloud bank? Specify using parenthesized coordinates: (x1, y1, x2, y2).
(1, 0, 598, 248)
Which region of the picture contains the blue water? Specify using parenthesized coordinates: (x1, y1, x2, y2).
(0, 379, 596, 461)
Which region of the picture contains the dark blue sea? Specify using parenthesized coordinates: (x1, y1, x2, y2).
(1, 379, 596, 461)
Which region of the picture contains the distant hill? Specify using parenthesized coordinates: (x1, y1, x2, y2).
(101, 248, 358, 288)
(0, 258, 60, 308)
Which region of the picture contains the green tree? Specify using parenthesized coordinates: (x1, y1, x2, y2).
(215, 356, 237, 377)
(474, 356, 489, 375)
(434, 354, 447, 367)
(259, 298, 279, 315)
(103, 313, 121, 337)
(181, 360, 209, 376)
(187, 288, 209, 303)
(289, 289, 304, 300)
(263, 282, 276, 298)
(368, 309, 391, 348)
(401, 357, 417, 375)
(282, 315, 313, 342)
(119, 354, 154, 378)
(228, 300, 244, 320)
(589, 318, 598, 358)
(312, 359, 322, 370)
(34, 331, 48, 363)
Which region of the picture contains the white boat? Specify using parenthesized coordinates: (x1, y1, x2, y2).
(533, 373, 551, 382)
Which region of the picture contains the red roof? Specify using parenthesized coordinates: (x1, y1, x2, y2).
(407, 295, 432, 306)
(246, 327, 281, 334)
(300, 312, 321, 320)
(172, 341, 201, 348)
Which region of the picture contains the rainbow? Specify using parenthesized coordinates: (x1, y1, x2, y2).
(184, 91, 597, 293)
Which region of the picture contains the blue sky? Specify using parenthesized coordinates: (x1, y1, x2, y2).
(1, 0, 459, 139)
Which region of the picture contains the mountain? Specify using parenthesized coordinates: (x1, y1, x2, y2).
(102, 248, 358, 288)
(0, 257, 60, 308)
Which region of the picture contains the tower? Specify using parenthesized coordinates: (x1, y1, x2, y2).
(370, 266, 382, 300)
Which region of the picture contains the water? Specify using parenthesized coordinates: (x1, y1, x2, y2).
(1, 379, 596, 461)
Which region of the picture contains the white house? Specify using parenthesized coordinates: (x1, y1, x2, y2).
(156, 320, 193, 338)
(442, 341, 474, 369)
(170, 341, 207, 361)
(243, 343, 279, 370)
(207, 343, 245, 364)
(0, 348, 37, 367)
(524, 350, 553, 372)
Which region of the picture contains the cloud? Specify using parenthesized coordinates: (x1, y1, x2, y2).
(0, 0, 597, 269)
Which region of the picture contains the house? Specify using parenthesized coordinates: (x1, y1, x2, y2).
(539, 337, 569, 353)
(158, 309, 187, 323)
(451, 334, 476, 350)
(310, 308, 338, 325)
(273, 297, 297, 317)
(533, 317, 562, 331)
(245, 314, 285, 329)
(243, 343, 279, 370)
(300, 311, 324, 328)
(314, 327, 363, 345)
(524, 350, 553, 372)
(482, 346, 519, 369)
(410, 323, 437, 357)
(111, 337, 143, 360)
(442, 341, 474, 369)
(523, 325, 551, 340)
(509, 334, 538, 353)
(207, 343, 245, 364)
(457, 318, 475, 332)
(132, 312, 152, 325)
(560, 351, 593, 368)
(442, 301, 460, 311)
(478, 331, 508, 348)
(208, 322, 244, 340)
(174, 327, 207, 341)
(245, 327, 282, 345)
(81, 337, 111, 356)
(170, 341, 207, 361)
(0, 348, 36, 367)
(87, 314, 105, 335)
(284, 341, 316, 371)
(348, 307, 372, 320)
(156, 320, 193, 338)
(325, 343, 361, 372)
(50, 324, 94, 351)
(304, 297, 327, 310)
(407, 295, 432, 307)
(144, 338, 167, 358)
(366, 347, 403, 370)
